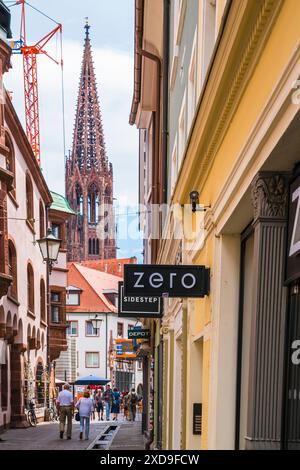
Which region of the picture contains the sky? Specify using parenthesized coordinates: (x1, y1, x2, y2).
(4, 0, 142, 261)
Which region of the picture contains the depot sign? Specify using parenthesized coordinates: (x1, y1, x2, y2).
(124, 264, 210, 298)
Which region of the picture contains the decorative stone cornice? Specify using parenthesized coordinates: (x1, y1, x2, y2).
(251, 172, 289, 221)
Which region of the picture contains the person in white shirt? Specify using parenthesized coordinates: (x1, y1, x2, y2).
(57, 383, 74, 439)
(75, 390, 95, 440)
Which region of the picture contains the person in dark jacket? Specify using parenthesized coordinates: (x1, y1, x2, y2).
(102, 384, 113, 421)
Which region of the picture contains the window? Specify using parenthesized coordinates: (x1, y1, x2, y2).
(26, 174, 34, 228)
(201, 0, 217, 83)
(117, 322, 124, 337)
(188, 34, 197, 131)
(86, 321, 99, 337)
(40, 278, 46, 323)
(88, 238, 100, 255)
(1, 349, 8, 409)
(8, 240, 17, 299)
(88, 183, 99, 224)
(39, 201, 45, 239)
(52, 223, 60, 239)
(51, 291, 62, 323)
(67, 321, 78, 336)
(170, 140, 178, 195)
(86, 352, 99, 368)
(66, 291, 80, 306)
(76, 184, 83, 216)
(27, 263, 34, 314)
(5, 132, 15, 196)
(178, 94, 187, 165)
(137, 360, 143, 371)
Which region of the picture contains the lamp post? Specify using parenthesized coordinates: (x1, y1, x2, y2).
(37, 228, 61, 274)
(37, 228, 61, 416)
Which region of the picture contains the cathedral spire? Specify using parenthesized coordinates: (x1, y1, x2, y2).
(65, 23, 116, 262)
(70, 20, 108, 174)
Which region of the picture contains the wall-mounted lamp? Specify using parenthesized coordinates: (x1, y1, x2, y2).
(37, 228, 61, 274)
(89, 314, 103, 333)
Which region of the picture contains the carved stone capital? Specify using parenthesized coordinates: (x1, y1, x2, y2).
(251, 172, 289, 221)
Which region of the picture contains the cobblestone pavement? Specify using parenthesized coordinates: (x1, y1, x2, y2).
(0, 416, 144, 451)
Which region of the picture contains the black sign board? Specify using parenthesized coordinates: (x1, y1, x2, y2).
(286, 171, 300, 284)
(128, 329, 150, 339)
(124, 264, 210, 298)
(118, 282, 163, 318)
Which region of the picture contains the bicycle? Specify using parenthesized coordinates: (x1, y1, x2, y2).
(25, 399, 37, 427)
(48, 405, 58, 421)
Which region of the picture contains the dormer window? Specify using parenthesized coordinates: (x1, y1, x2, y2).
(66, 286, 81, 306)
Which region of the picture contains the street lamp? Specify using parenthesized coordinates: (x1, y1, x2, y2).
(37, 228, 61, 274)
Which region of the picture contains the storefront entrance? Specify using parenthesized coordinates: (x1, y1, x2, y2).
(284, 282, 300, 449)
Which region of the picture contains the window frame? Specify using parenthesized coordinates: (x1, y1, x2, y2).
(40, 278, 46, 325)
(67, 320, 78, 337)
(85, 352, 100, 369)
(8, 239, 18, 301)
(85, 320, 100, 337)
(25, 173, 34, 231)
(27, 262, 35, 316)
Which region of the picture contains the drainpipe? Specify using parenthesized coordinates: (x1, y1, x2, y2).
(45, 205, 51, 415)
(162, 0, 170, 206)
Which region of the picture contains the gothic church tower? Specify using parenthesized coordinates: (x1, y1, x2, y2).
(66, 22, 116, 262)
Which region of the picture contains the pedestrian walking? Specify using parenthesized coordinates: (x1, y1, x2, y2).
(123, 391, 130, 420)
(95, 388, 104, 421)
(111, 387, 121, 421)
(57, 383, 74, 440)
(102, 384, 113, 421)
(75, 390, 94, 440)
(128, 388, 138, 422)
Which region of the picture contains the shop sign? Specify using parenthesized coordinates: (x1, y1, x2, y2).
(286, 172, 300, 283)
(128, 328, 150, 339)
(123, 264, 210, 298)
(118, 282, 163, 318)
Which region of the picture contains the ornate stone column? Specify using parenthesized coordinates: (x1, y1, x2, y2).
(246, 172, 289, 449)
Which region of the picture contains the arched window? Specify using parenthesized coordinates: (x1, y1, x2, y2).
(96, 239, 99, 255)
(27, 263, 34, 314)
(40, 279, 46, 323)
(92, 239, 96, 255)
(75, 184, 83, 216)
(88, 183, 99, 224)
(8, 240, 17, 299)
(26, 174, 34, 227)
(88, 238, 92, 255)
(5, 132, 15, 196)
(39, 201, 45, 239)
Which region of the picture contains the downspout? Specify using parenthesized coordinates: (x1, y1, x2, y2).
(45, 205, 51, 413)
(162, 0, 170, 205)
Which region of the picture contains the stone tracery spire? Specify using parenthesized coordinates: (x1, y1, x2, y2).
(65, 22, 116, 262)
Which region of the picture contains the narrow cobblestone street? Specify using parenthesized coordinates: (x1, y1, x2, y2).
(0, 419, 144, 451)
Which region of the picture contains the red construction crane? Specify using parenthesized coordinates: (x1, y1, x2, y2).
(11, 0, 63, 164)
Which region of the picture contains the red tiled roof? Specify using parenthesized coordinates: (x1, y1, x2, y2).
(73, 257, 136, 277)
(67, 263, 122, 314)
